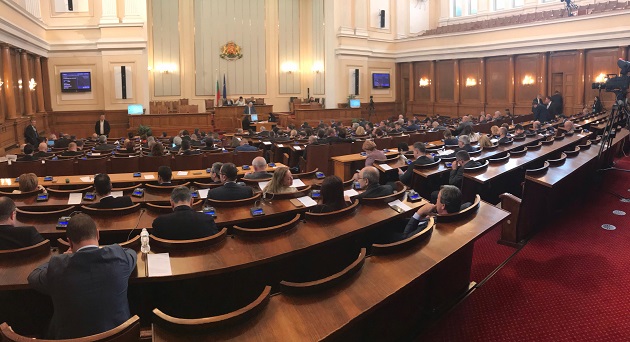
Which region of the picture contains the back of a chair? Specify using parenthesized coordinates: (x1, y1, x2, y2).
(233, 150, 263, 167)
(44, 158, 76, 176)
(360, 185, 407, 205)
(436, 195, 481, 223)
(373, 137, 391, 149)
(8, 161, 45, 178)
(328, 143, 352, 158)
(77, 157, 108, 175)
(149, 227, 228, 251)
(206, 193, 261, 207)
(305, 200, 359, 221)
(139, 155, 172, 172)
(0, 239, 50, 261)
(173, 154, 203, 171)
(81, 203, 141, 216)
(304, 144, 330, 175)
(110, 156, 140, 174)
(372, 217, 435, 254)
(204, 152, 234, 168)
(0, 315, 140, 342)
(0, 189, 41, 199)
(233, 214, 301, 237)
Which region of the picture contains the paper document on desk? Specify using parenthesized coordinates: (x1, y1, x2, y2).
(438, 149, 455, 156)
(388, 199, 412, 212)
(177, 171, 188, 176)
(79, 176, 93, 183)
(144, 175, 155, 180)
(111, 191, 124, 198)
(294, 146, 302, 150)
(198, 189, 209, 198)
(344, 189, 359, 197)
(147, 253, 172, 277)
(68, 193, 82, 205)
(297, 196, 317, 207)
(292, 179, 306, 187)
(262, 141, 272, 145)
(379, 164, 393, 171)
(491, 138, 499, 143)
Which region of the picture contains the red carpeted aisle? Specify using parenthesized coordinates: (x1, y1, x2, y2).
(420, 156, 630, 341)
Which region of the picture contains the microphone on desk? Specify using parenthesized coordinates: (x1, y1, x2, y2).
(127, 208, 146, 241)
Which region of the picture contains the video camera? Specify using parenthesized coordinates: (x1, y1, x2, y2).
(592, 59, 630, 93)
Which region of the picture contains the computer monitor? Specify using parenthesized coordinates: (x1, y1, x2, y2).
(349, 99, 361, 108)
(250, 114, 259, 122)
(128, 104, 143, 115)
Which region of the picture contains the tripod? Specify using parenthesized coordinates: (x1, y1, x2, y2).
(368, 101, 375, 122)
(597, 91, 629, 168)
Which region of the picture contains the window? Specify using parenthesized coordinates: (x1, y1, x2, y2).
(514, 0, 524, 6)
(453, 0, 463, 17)
(469, 0, 478, 14)
(494, 0, 505, 10)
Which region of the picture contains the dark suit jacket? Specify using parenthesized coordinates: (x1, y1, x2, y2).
(95, 120, 111, 136)
(356, 183, 394, 199)
(152, 205, 218, 240)
(443, 138, 459, 146)
(24, 125, 39, 146)
(235, 144, 258, 152)
(399, 155, 435, 185)
(54, 138, 71, 149)
(0, 225, 45, 250)
(497, 136, 511, 144)
(550, 94, 563, 115)
(94, 143, 116, 151)
(18, 155, 39, 162)
(244, 171, 273, 180)
(207, 182, 254, 201)
(244, 106, 257, 114)
(28, 245, 136, 339)
(61, 150, 84, 157)
(89, 195, 134, 209)
(34, 151, 53, 158)
(534, 103, 551, 122)
(449, 160, 482, 188)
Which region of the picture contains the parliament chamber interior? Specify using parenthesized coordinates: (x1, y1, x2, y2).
(0, 0, 629, 341)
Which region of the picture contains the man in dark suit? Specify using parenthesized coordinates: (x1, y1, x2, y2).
(152, 186, 218, 240)
(0, 197, 44, 250)
(243, 102, 257, 115)
(497, 127, 511, 144)
(449, 150, 481, 189)
(244, 157, 273, 180)
(34, 142, 53, 158)
(533, 101, 550, 122)
(545, 95, 560, 120)
(18, 144, 39, 161)
(354, 166, 394, 200)
(235, 139, 258, 152)
(178, 139, 200, 155)
(94, 135, 116, 151)
(54, 134, 71, 149)
(550, 91, 563, 116)
(24, 118, 39, 147)
(89, 173, 134, 209)
(95, 115, 111, 137)
(157, 166, 173, 185)
(208, 162, 223, 184)
(398, 142, 437, 186)
(207, 163, 254, 200)
(61, 142, 84, 157)
(532, 94, 544, 108)
(28, 213, 136, 339)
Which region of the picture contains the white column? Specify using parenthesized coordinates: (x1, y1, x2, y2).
(324, 0, 338, 108)
(100, 0, 119, 25)
(354, 0, 368, 37)
(396, 0, 408, 39)
(123, 0, 145, 24)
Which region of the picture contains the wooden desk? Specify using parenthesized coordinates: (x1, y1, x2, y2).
(293, 108, 362, 127)
(128, 113, 213, 137)
(214, 105, 273, 132)
(251, 121, 276, 133)
(331, 149, 401, 181)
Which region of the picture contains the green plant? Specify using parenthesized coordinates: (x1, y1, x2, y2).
(137, 125, 152, 137)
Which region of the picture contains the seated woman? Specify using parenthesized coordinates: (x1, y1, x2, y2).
(310, 176, 348, 214)
(17, 173, 47, 194)
(262, 167, 297, 194)
(362, 140, 386, 168)
(443, 130, 458, 146)
(147, 143, 165, 156)
(461, 125, 480, 143)
(354, 126, 366, 136)
(490, 125, 500, 139)
(477, 134, 494, 148)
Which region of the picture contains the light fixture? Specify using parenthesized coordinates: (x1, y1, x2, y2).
(281, 61, 299, 74)
(595, 73, 607, 83)
(18, 79, 22, 89)
(29, 78, 37, 91)
(155, 63, 176, 74)
(0, 79, 3, 88)
(522, 75, 535, 85)
(465, 77, 477, 87)
(419, 78, 430, 87)
(311, 61, 324, 74)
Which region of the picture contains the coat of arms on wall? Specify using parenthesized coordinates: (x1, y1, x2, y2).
(220, 41, 243, 61)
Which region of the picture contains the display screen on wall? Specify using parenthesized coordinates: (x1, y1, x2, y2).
(372, 73, 390, 89)
(349, 99, 361, 108)
(60, 72, 92, 92)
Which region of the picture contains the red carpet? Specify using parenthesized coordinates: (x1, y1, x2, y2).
(420, 156, 630, 341)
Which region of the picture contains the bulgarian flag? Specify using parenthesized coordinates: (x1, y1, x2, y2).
(215, 77, 220, 107)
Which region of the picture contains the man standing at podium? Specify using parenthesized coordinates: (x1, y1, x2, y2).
(244, 102, 257, 115)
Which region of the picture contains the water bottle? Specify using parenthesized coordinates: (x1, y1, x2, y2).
(140, 228, 150, 254)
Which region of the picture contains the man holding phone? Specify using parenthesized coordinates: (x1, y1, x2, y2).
(449, 151, 481, 189)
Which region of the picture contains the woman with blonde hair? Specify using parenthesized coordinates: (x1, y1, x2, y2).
(263, 166, 297, 194)
(490, 125, 500, 138)
(355, 126, 366, 136)
(478, 134, 494, 148)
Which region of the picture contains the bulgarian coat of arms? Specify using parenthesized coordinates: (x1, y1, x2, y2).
(220, 41, 243, 61)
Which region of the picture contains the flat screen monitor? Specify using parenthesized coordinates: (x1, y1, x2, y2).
(372, 73, 390, 89)
(60, 72, 91, 92)
(349, 99, 361, 108)
(250, 114, 259, 122)
(128, 104, 143, 115)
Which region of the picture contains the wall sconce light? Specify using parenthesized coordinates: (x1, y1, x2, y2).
(311, 61, 324, 74)
(29, 78, 37, 91)
(594, 73, 607, 83)
(0, 79, 3, 88)
(155, 63, 176, 74)
(419, 78, 430, 87)
(522, 75, 535, 85)
(18, 79, 23, 89)
(281, 62, 299, 74)
(465, 77, 477, 87)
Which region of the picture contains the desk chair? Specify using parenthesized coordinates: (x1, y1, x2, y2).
(232, 213, 301, 237)
(0, 239, 50, 261)
(372, 217, 435, 255)
(149, 227, 227, 251)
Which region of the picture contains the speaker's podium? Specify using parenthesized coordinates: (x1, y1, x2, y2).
(249, 115, 276, 133)
(215, 104, 274, 132)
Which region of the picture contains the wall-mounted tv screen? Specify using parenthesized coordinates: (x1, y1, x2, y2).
(128, 104, 144, 115)
(349, 99, 361, 108)
(372, 73, 390, 89)
(60, 72, 92, 92)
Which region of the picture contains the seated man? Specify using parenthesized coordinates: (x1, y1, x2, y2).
(151, 186, 218, 240)
(563, 120, 575, 133)
(453, 135, 475, 153)
(206, 163, 254, 200)
(0, 197, 45, 250)
(34, 142, 53, 158)
(170, 136, 182, 152)
(94, 135, 115, 151)
(398, 142, 437, 186)
(235, 139, 258, 152)
(497, 127, 511, 144)
(354, 166, 394, 200)
(244, 156, 273, 180)
(18, 144, 38, 161)
(443, 130, 458, 146)
(201, 139, 218, 151)
(89, 174, 133, 209)
(157, 166, 172, 185)
(178, 139, 200, 155)
(54, 134, 71, 149)
(449, 150, 481, 189)
(61, 142, 83, 157)
(208, 162, 223, 184)
(28, 214, 136, 339)
(513, 124, 526, 137)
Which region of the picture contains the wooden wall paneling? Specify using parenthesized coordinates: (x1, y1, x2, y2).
(508, 55, 515, 110)
(514, 54, 539, 114)
(480, 58, 486, 110)
(2, 45, 16, 120)
(453, 60, 460, 116)
(20, 52, 33, 115)
(585, 48, 619, 110)
(486, 56, 510, 114)
(539, 52, 548, 100)
(408, 63, 414, 104)
(34, 57, 45, 113)
(413, 61, 431, 102)
(0, 47, 5, 124)
(459, 59, 480, 103)
(576, 50, 585, 108)
(41, 58, 53, 113)
(550, 51, 577, 114)
(50, 110, 129, 139)
(436, 61, 454, 102)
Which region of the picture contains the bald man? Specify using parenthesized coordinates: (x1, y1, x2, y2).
(34, 142, 53, 158)
(243, 157, 273, 180)
(563, 120, 574, 133)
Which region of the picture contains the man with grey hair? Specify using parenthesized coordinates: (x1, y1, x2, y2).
(94, 135, 115, 151)
(353, 166, 394, 200)
(170, 136, 182, 152)
(497, 127, 510, 144)
(563, 120, 574, 133)
(244, 157, 272, 179)
(151, 186, 218, 240)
